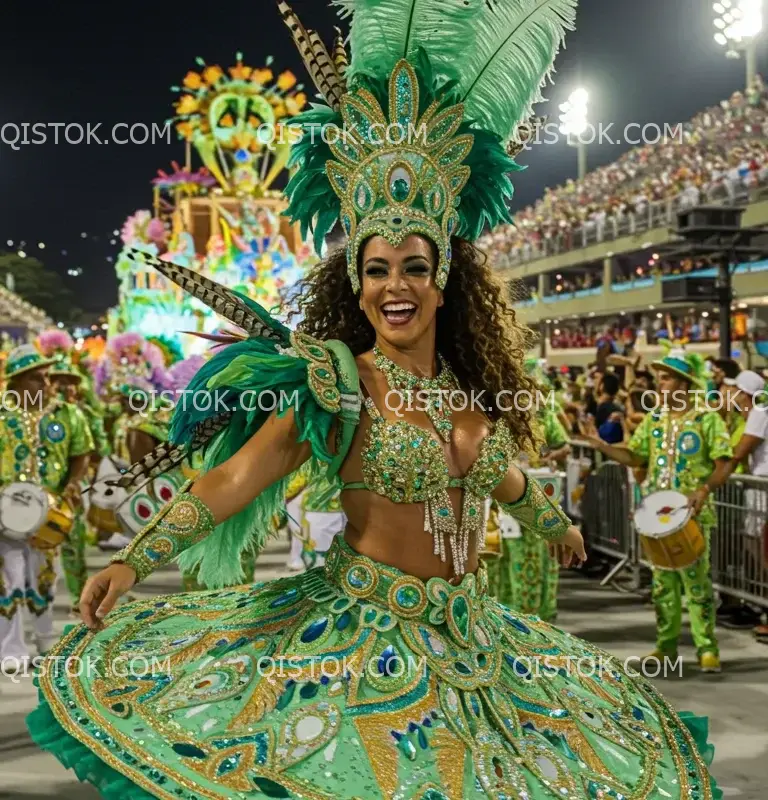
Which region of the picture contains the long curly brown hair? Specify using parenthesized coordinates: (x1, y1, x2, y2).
(292, 236, 542, 454)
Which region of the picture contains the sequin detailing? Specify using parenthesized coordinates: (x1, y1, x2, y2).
(373, 346, 458, 441)
(38, 536, 716, 799)
(290, 332, 342, 414)
(111, 488, 215, 582)
(498, 471, 571, 542)
(360, 399, 515, 575)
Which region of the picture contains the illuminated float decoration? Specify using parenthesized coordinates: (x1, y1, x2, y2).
(109, 54, 319, 354)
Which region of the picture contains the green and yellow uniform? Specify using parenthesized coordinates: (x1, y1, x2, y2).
(487, 407, 569, 621)
(0, 400, 94, 622)
(628, 407, 731, 656)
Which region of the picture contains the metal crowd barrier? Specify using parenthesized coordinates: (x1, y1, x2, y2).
(563, 442, 768, 608)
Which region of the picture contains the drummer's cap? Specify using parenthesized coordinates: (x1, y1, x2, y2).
(49, 355, 82, 381)
(650, 347, 706, 388)
(5, 345, 56, 379)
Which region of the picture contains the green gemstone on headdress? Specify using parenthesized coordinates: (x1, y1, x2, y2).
(392, 178, 410, 202)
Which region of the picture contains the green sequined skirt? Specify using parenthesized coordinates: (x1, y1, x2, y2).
(29, 537, 721, 799)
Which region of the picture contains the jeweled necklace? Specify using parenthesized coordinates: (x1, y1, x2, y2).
(373, 345, 459, 442)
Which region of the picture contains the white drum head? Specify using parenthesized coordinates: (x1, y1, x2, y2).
(89, 472, 128, 512)
(498, 512, 522, 539)
(634, 490, 691, 538)
(528, 469, 565, 505)
(117, 488, 161, 537)
(153, 475, 182, 506)
(0, 483, 49, 541)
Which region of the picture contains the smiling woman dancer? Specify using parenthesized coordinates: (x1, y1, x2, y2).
(29, 1, 721, 797)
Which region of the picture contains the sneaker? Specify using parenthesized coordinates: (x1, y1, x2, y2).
(699, 652, 721, 673)
(642, 648, 678, 664)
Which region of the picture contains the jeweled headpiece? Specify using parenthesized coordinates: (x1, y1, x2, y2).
(279, 0, 577, 291)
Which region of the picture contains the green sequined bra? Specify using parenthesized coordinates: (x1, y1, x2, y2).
(343, 394, 517, 576)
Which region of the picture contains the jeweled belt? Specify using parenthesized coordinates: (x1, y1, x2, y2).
(323, 536, 488, 628)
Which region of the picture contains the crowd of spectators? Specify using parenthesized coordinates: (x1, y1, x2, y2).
(612, 257, 713, 284)
(549, 314, 721, 350)
(481, 77, 768, 265)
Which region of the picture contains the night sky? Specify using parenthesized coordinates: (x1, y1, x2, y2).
(1, 0, 764, 312)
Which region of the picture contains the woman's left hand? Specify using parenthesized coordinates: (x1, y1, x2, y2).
(549, 525, 587, 567)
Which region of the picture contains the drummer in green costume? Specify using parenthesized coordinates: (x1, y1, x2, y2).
(0, 345, 94, 660)
(48, 356, 103, 611)
(486, 363, 571, 621)
(582, 346, 732, 672)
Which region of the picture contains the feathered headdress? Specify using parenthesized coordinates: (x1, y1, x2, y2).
(37, 329, 81, 378)
(168, 355, 207, 393)
(37, 329, 75, 358)
(96, 332, 170, 396)
(279, 0, 577, 290)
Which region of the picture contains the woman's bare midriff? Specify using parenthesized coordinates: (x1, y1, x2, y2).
(339, 488, 481, 582)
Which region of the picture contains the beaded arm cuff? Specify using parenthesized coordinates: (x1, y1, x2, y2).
(110, 492, 215, 583)
(497, 472, 571, 542)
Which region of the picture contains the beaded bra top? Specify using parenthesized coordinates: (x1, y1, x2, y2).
(343, 394, 517, 576)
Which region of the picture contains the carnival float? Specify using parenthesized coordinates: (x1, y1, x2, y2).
(109, 54, 319, 355)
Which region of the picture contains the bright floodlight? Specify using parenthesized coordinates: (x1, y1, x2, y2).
(714, 0, 762, 45)
(559, 87, 589, 137)
(571, 88, 588, 105)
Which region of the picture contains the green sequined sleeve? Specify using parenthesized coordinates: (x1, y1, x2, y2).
(497, 471, 571, 542)
(84, 406, 111, 457)
(627, 411, 652, 461)
(110, 485, 215, 583)
(540, 408, 569, 450)
(701, 411, 733, 462)
(65, 404, 96, 458)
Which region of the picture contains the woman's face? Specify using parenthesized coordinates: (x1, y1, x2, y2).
(359, 234, 443, 348)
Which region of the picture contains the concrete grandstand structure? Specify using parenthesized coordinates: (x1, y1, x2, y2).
(483, 83, 768, 368)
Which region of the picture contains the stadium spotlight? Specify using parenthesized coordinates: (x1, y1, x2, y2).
(559, 88, 589, 179)
(713, 0, 763, 87)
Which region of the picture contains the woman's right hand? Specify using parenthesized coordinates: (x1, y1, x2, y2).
(79, 564, 137, 630)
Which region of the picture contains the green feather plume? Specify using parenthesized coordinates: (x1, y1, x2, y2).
(285, 105, 343, 252)
(332, 0, 483, 85)
(458, 0, 577, 141)
(170, 338, 335, 588)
